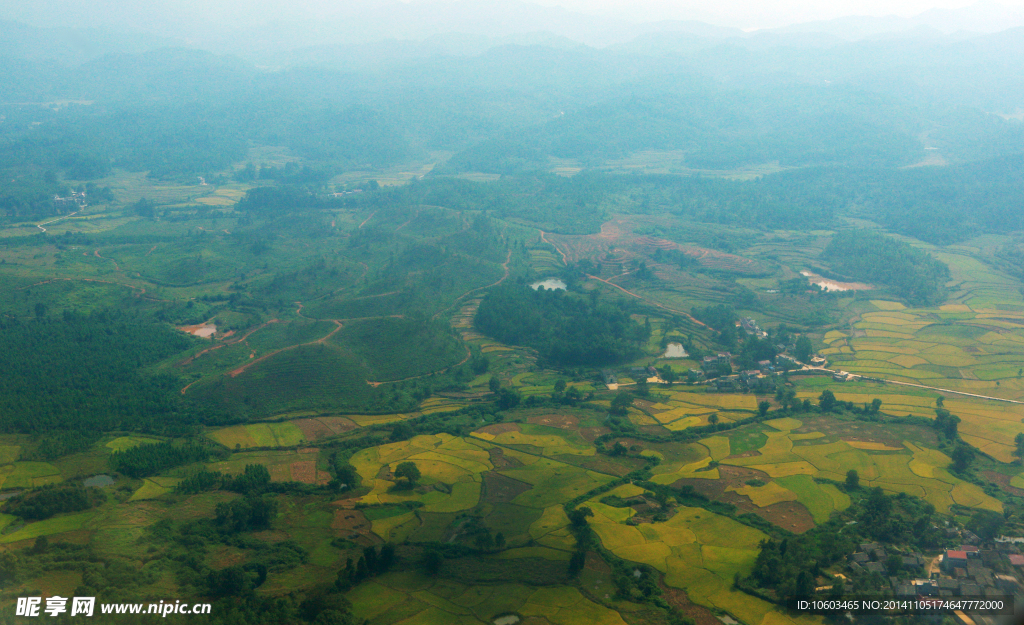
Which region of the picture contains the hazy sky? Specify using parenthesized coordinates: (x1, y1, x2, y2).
(533, 0, 1024, 26)
(1, 0, 1023, 32)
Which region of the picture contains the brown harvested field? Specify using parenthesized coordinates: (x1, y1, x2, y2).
(672, 465, 816, 532)
(331, 509, 371, 533)
(477, 423, 520, 436)
(298, 446, 319, 454)
(290, 461, 317, 484)
(482, 471, 531, 504)
(527, 414, 579, 429)
(488, 448, 524, 469)
(983, 471, 1024, 497)
(658, 581, 722, 625)
(639, 424, 670, 436)
(793, 416, 937, 448)
(293, 417, 356, 440)
(754, 501, 816, 534)
(580, 426, 612, 441)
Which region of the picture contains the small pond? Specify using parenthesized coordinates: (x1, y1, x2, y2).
(84, 474, 115, 488)
(663, 342, 688, 358)
(493, 615, 520, 625)
(530, 278, 566, 291)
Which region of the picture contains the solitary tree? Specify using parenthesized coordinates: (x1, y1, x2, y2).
(758, 401, 770, 418)
(660, 365, 678, 386)
(795, 335, 813, 363)
(870, 398, 882, 414)
(1015, 433, 1024, 458)
(554, 379, 567, 393)
(845, 469, 860, 490)
(422, 550, 443, 576)
(708, 413, 719, 426)
(952, 445, 974, 473)
(818, 389, 836, 413)
(394, 461, 421, 485)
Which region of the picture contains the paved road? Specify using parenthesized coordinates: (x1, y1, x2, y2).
(800, 366, 1024, 405)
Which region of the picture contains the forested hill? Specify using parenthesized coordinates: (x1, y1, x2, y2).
(822, 230, 950, 306)
(474, 283, 650, 367)
(0, 311, 197, 433)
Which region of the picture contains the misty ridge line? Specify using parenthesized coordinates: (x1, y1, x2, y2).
(1, 0, 1024, 67)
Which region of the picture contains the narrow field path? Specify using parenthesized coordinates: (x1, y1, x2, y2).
(801, 367, 1024, 404)
(94, 249, 120, 271)
(586, 274, 710, 329)
(226, 320, 343, 378)
(36, 211, 79, 233)
(432, 248, 512, 321)
(358, 211, 376, 229)
(539, 230, 568, 265)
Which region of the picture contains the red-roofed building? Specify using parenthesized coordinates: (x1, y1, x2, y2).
(1008, 554, 1024, 567)
(945, 551, 969, 571)
(960, 545, 980, 558)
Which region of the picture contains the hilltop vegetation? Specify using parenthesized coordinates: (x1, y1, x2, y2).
(822, 230, 950, 305)
(475, 283, 651, 366)
(0, 311, 194, 434)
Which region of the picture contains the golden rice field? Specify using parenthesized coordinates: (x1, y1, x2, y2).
(716, 418, 1000, 514)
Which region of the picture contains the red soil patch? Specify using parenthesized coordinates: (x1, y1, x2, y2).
(476, 423, 520, 436)
(527, 414, 579, 429)
(298, 446, 319, 454)
(290, 461, 317, 484)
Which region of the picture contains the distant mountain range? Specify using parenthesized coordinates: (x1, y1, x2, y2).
(2, 0, 1024, 67)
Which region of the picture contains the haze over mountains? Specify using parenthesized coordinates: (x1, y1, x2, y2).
(2, 0, 1024, 66)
